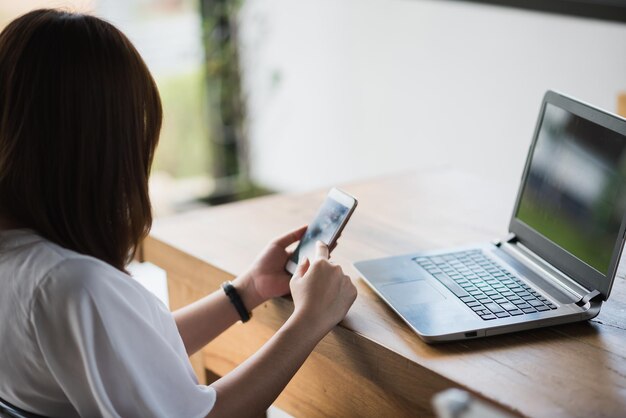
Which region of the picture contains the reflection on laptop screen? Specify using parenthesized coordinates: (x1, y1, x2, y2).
(516, 103, 626, 274)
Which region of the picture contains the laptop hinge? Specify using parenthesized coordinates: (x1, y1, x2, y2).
(493, 232, 517, 247)
(576, 289, 602, 307)
(496, 234, 593, 302)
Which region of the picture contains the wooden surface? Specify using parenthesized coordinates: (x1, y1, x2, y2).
(619, 93, 626, 118)
(143, 167, 626, 418)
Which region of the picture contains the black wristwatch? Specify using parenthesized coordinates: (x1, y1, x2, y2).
(221, 281, 252, 323)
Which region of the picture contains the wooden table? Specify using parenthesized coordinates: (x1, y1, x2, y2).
(142, 167, 626, 418)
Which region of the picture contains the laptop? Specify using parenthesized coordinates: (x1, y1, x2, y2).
(354, 90, 626, 342)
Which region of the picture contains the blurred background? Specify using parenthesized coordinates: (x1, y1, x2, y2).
(1, 0, 625, 218)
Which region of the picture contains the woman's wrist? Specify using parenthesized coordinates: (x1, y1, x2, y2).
(232, 273, 265, 312)
(281, 310, 328, 347)
(288, 307, 334, 342)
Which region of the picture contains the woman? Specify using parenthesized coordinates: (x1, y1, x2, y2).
(0, 9, 357, 418)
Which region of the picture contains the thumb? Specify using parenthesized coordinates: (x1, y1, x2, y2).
(294, 257, 310, 278)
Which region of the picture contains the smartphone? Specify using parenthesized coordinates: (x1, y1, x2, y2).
(285, 188, 358, 275)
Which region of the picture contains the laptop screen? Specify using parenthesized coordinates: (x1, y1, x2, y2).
(516, 103, 626, 274)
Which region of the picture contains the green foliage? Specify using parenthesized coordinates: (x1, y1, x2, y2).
(152, 69, 211, 178)
(200, 0, 247, 181)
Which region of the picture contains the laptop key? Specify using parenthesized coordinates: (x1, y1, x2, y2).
(432, 273, 469, 297)
(536, 305, 550, 312)
(481, 313, 497, 320)
(522, 307, 537, 314)
(500, 302, 518, 311)
(495, 312, 510, 318)
(459, 295, 474, 303)
(484, 302, 504, 313)
(509, 309, 523, 316)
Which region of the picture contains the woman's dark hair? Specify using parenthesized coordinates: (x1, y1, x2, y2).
(0, 9, 162, 271)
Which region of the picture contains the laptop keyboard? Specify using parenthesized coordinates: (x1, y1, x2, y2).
(414, 250, 557, 320)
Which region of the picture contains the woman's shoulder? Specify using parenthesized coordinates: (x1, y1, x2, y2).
(1, 229, 121, 287)
(43, 253, 127, 296)
(0, 229, 146, 310)
(32, 240, 168, 332)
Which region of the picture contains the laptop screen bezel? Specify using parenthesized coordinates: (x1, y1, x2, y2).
(508, 90, 626, 301)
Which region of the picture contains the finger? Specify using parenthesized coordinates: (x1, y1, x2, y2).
(294, 257, 310, 277)
(315, 241, 329, 260)
(272, 225, 308, 248)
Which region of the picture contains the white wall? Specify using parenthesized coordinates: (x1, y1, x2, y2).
(238, 0, 626, 194)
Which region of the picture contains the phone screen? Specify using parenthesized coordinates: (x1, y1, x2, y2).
(289, 196, 353, 266)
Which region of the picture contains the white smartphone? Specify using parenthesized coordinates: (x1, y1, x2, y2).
(285, 188, 358, 275)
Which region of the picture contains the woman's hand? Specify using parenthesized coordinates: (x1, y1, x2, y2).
(289, 241, 357, 337)
(208, 241, 356, 418)
(235, 225, 307, 308)
(206, 241, 356, 417)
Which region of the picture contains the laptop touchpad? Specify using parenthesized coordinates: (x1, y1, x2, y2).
(382, 280, 446, 307)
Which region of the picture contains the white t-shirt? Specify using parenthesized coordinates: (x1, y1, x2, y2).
(0, 229, 216, 417)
